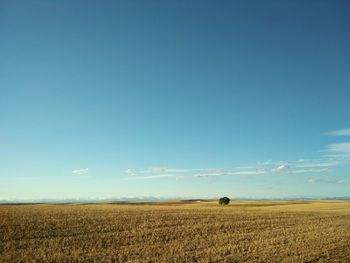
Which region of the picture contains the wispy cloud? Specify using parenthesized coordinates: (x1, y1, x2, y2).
(72, 168, 89, 175)
(287, 168, 328, 174)
(324, 129, 350, 163)
(123, 128, 350, 182)
(123, 167, 224, 178)
(125, 174, 177, 180)
(124, 162, 332, 180)
(308, 178, 347, 184)
(271, 165, 288, 173)
(194, 169, 268, 178)
(194, 165, 292, 178)
(326, 142, 350, 154)
(294, 159, 343, 168)
(327, 128, 350, 136)
(124, 169, 136, 177)
(149, 167, 168, 173)
(257, 160, 272, 165)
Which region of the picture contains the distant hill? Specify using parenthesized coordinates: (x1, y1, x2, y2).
(1, 196, 349, 204)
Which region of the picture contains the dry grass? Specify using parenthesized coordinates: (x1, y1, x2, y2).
(1, 200, 349, 262)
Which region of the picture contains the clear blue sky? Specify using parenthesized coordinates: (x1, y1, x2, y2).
(1, 0, 350, 200)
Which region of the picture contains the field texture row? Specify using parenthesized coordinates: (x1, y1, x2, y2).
(0, 201, 349, 262)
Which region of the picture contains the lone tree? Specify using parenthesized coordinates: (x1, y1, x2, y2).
(219, 197, 230, 205)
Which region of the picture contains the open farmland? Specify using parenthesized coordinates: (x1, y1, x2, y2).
(1, 200, 349, 262)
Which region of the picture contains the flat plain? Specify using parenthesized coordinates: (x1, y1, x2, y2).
(0, 200, 349, 262)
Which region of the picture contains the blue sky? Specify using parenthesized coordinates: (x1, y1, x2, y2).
(1, 0, 350, 200)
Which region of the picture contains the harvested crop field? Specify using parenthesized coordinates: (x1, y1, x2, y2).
(1, 200, 349, 262)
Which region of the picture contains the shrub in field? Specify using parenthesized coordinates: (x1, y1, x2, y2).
(219, 197, 230, 205)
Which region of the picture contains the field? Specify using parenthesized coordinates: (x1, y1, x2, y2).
(1, 200, 349, 262)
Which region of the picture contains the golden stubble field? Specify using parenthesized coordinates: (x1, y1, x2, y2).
(0, 200, 349, 262)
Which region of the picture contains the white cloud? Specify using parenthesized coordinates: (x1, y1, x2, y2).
(308, 178, 347, 184)
(327, 128, 350, 136)
(146, 168, 221, 174)
(124, 149, 349, 181)
(194, 169, 268, 178)
(326, 142, 350, 154)
(258, 160, 272, 165)
(192, 164, 332, 178)
(125, 174, 177, 180)
(271, 165, 288, 173)
(287, 168, 328, 174)
(149, 167, 167, 173)
(124, 169, 136, 177)
(235, 166, 256, 169)
(294, 160, 342, 168)
(124, 163, 329, 180)
(72, 168, 89, 175)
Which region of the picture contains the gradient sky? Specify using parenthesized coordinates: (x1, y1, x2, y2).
(1, 0, 350, 200)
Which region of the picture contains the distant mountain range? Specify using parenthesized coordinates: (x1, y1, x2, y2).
(0, 196, 349, 204)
